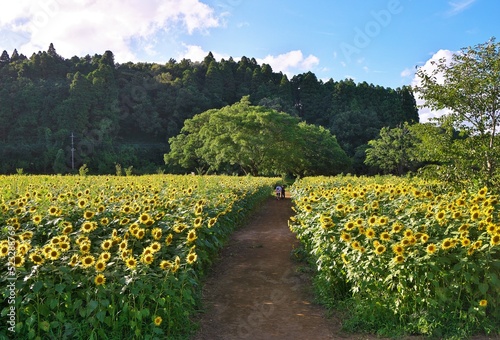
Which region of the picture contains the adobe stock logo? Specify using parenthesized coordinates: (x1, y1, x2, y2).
(340, 0, 403, 63)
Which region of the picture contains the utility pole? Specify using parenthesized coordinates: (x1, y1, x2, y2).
(71, 132, 75, 171)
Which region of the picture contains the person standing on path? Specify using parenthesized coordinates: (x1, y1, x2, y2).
(275, 185, 282, 200)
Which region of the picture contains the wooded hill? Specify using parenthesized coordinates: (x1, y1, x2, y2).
(0, 44, 419, 174)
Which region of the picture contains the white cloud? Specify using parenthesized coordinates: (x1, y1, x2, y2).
(0, 0, 221, 62)
(447, 0, 476, 16)
(400, 67, 412, 78)
(412, 49, 455, 122)
(258, 50, 320, 76)
(177, 44, 229, 62)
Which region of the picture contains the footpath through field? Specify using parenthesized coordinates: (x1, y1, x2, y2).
(192, 194, 372, 340)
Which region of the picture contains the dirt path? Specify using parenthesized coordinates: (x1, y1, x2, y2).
(192, 195, 378, 340)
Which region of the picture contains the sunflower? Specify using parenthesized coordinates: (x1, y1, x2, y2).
(367, 216, 377, 226)
(351, 241, 361, 250)
(340, 232, 351, 242)
(32, 215, 42, 225)
(84, 211, 95, 220)
(391, 223, 403, 233)
(335, 203, 345, 211)
(194, 217, 203, 228)
(153, 316, 162, 326)
(69, 254, 79, 267)
(165, 233, 173, 246)
(186, 252, 198, 264)
(115, 242, 128, 257)
(374, 245, 386, 255)
(441, 238, 454, 250)
(99, 251, 111, 262)
(21, 231, 34, 240)
(378, 216, 388, 225)
(461, 238, 471, 247)
(477, 187, 487, 198)
(125, 256, 137, 270)
(393, 255, 404, 264)
(208, 217, 217, 228)
(81, 221, 94, 233)
(174, 255, 181, 267)
(304, 205, 313, 213)
(95, 260, 106, 272)
(120, 218, 131, 226)
(420, 233, 429, 243)
(48, 206, 59, 216)
(0, 244, 9, 258)
(101, 239, 113, 251)
(155, 212, 165, 220)
(150, 242, 161, 253)
(392, 244, 404, 255)
(42, 246, 53, 258)
(160, 260, 173, 270)
(62, 224, 73, 234)
(13, 255, 25, 267)
(81, 255, 95, 268)
(135, 229, 145, 239)
(486, 224, 497, 235)
(152, 228, 162, 240)
(173, 224, 187, 233)
(79, 242, 91, 253)
(139, 213, 151, 224)
(479, 299, 488, 307)
(141, 253, 154, 265)
(18, 243, 31, 255)
(365, 228, 376, 239)
(473, 240, 483, 249)
(53, 240, 68, 252)
(100, 218, 110, 226)
(491, 235, 500, 246)
(94, 274, 106, 286)
(426, 244, 437, 254)
(29, 253, 45, 265)
(187, 230, 197, 243)
(435, 210, 446, 222)
(380, 232, 391, 242)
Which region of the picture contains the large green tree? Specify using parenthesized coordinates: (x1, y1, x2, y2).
(414, 38, 500, 184)
(364, 122, 418, 175)
(164, 97, 350, 176)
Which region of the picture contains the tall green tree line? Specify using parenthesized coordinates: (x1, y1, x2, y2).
(0, 45, 418, 174)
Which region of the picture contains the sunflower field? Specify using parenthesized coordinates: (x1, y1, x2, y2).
(289, 176, 500, 338)
(0, 174, 278, 339)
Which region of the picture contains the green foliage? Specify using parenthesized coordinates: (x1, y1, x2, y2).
(290, 176, 500, 338)
(0, 174, 277, 339)
(0, 44, 418, 175)
(364, 122, 419, 175)
(165, 97, 351, 176)
(415, 37, 500, 186)
(79, 164, 89, 176)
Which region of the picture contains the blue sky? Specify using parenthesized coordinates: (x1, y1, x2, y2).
(0, 0, 498, 121)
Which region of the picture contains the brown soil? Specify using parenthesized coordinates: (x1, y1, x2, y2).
(191, 195, 498, 340)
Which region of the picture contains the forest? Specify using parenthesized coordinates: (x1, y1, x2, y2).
(0, 44, 419, 175)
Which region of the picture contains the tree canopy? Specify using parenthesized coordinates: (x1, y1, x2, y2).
(414, 37, 500, 184)
(164, 97, 351, 176)
(0, 44, 418, 174)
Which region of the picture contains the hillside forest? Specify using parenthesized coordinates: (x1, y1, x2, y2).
(0, 44, 419, 175)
